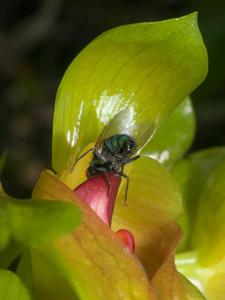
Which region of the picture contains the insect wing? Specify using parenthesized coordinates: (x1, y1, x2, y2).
(95, 109, 155, 152)
(128, 120, 155, 151)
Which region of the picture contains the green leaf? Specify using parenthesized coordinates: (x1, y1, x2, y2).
(52, 13, 208, 172)
(0, 269, 32, 300)
(142, 97, 196, 169)
(172, 147, 225, 251)
(0, 198, 81, 249)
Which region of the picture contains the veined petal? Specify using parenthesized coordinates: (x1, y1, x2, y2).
(152, 256, 206, 300)
(31, 170, 156, 300)
(52, 13, 208, 173)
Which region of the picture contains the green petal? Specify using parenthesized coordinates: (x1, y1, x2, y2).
(112, 157, 183, 276)
(173, 149, 225, 299)
(142, 97, 196, 169)
(193, 159, 225, 265)
(0, 269, 32, 300)
(0, 197, 81, 250)
(52, 13, 208, 172)
(31, 170, 155, 300)
(171, 147, 225, 251)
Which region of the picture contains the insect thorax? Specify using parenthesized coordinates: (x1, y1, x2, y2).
(104, 134, 136, 157)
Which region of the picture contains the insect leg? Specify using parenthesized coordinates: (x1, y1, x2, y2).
(103, 172, 111, 197)
(70, 148, 94, 172)
(116, 170, 129, 207)
(114, 156, 139, 205)
(124, 155, 140, 164)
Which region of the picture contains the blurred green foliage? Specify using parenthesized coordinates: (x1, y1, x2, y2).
(0, 0, 225, 197)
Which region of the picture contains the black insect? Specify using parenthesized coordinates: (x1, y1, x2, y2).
(75, 109, 154, 205)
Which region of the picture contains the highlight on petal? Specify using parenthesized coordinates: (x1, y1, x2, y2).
(52, 12, 208, 173)
(31, 170, 156, 300)
(143, 97, 196, 169)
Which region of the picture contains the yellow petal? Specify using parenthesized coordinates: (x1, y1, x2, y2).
(112, 156, 183, 276)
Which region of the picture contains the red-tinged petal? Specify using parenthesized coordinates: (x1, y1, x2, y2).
(116, 229, 135, 253)
(74, 173, 121, 225)
(31, 170, 156, 300)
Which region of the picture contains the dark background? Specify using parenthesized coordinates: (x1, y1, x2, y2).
(0, 0, 225, 197)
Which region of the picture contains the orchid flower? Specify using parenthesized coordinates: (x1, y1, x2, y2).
(0, 12, 216, 300)
(30, 12, 209, 300)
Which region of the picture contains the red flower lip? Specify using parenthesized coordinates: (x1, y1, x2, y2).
(74, 172, 121, 225)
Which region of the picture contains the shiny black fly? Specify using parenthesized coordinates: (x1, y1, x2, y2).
(74, 109, 155, 205)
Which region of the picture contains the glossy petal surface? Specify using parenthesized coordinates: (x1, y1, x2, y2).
(52, 13, 208, 172)
(143, 97, 195, 169)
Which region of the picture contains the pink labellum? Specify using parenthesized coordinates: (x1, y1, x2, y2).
(74, 172, 121, 225)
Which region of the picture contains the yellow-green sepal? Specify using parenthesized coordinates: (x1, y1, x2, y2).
(52, 13, 208, 173)
(143, 97, 196, 169)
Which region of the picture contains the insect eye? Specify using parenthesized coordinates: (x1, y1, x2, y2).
(126, 140, 135, 152)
